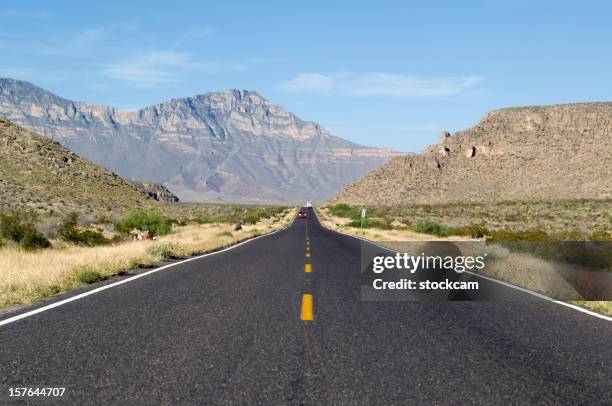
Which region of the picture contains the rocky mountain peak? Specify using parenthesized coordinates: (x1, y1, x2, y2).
(0, 78, 397, 203)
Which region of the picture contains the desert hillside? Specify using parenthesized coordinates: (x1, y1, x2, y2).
(0, 117, 162, 217)
(332, 103, 612, 205)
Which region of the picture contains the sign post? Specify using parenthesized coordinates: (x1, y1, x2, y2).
(360, 208, 366, 228)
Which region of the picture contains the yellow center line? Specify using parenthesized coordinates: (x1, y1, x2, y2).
(301, 294, 314, 321)
(305, 263, 312, 273)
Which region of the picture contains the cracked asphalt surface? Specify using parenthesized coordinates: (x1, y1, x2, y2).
(0, 207, 611, 405)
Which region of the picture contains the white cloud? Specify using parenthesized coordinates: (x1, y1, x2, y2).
(102, 51, 247, 87)
(276, 73, 335, 93)
(276, 72, 483, 97)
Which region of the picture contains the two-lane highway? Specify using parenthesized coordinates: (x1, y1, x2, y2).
(1, 207, 611, 404)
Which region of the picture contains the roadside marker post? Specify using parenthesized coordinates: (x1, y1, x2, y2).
(360, 208, 366, 228)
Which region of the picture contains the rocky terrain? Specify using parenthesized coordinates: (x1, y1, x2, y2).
(0, 78, 397, 203)
(130, 182, 179, 203)
(0, 117, 163, 217)
(332, 103, 612, 205)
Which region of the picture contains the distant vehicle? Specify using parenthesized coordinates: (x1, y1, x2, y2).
(298, 209, 308, 218)
(306, 201, 312, 207)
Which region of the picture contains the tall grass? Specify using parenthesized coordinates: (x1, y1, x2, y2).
(0, 208, 296, 308)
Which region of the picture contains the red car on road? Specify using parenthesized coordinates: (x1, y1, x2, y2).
(298, 210, 308, 218)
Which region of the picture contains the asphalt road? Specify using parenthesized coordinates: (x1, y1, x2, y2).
(1, 207, 611, 405)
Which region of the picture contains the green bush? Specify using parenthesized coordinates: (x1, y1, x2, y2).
(60, 213, 109, 247)
(77, 269, 103, 284)
(115, 211, 172, 237)
(346, 218, 392, 229)
(413, 220, 449, 237)
(329, 204, 362, 220)
(20, 229, 51, 251)
(0, 211, 50, 250)
(0, 211, 35, 242)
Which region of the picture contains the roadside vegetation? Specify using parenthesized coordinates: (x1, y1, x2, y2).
(0, 206, 295, 308)
(319, 202, 612, 316)
(323, 202, 612, 241)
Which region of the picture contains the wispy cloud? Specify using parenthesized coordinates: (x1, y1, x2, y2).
(276, 73, 335, 93)
(276, 72, 483, 97)
(101, 51, 247, 87)
(1, 9, 50, 19)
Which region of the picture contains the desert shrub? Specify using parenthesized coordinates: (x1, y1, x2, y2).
(218, 206, 286, 225)
(60, 213, 109, 247)
(115, 211, 172, 237)
(216, 231, 233, 237)
(0, 211, 35, 242)
(242, 212, 262, 225)
(487, 229, 550, 242)
(77, 268, 103, 284)
(413, 220, 449, 237)
(0, 211, 50, 250)
(347, 219, 370, 228)
(451, 223, 489, 238)
(0, 238, 4, 248)
(329, 204, 362, 220)
(146, 243, 180, 260)
(346, 218, 392, 229)
(20, 229, 51, 251)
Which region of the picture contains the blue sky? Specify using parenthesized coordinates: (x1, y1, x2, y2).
(1, 1, 610, 152)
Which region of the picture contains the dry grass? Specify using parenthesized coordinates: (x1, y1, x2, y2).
(0, 208, 296, 308)
(572, 301, 612, 316)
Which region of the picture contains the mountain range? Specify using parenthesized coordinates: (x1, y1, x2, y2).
(332, 102, 612, 205)
(0, 78, 397, 203)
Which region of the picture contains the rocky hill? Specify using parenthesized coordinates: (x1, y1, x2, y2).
(0, 78, 397, 203)
(331, 103, 612, 205)
(0, 117, 164, 217)
(130, 182, 180, 203)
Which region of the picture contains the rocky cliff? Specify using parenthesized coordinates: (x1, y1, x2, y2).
(331, 103, 612, 205)
(0, 78, 397, 203)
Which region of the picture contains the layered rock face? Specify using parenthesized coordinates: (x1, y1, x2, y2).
(332, 103, 612, 205)
(0, 78, 397, 203)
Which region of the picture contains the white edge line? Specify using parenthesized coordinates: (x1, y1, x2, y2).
(313, 208, 612, 323)
(0, 218, 295, 328)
